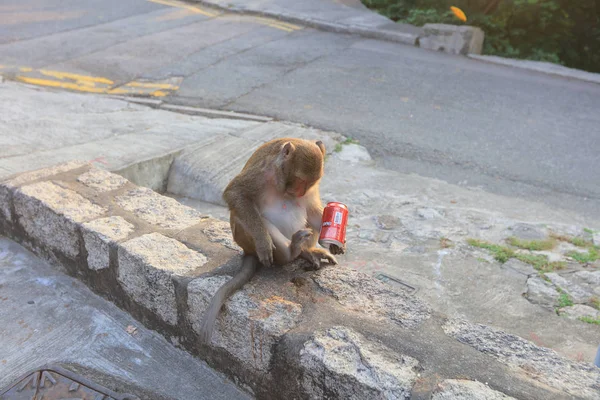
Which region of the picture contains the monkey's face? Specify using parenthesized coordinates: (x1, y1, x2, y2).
(280, 140, 324, 198)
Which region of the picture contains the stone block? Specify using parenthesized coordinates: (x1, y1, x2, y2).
(199, 219, 241, 251)
(118, 233, 208, 325)
(506, 223, 548, 241)
(558, 304, 600, 321)
(525, 276, 559, 310)
(443, 318, 600, 399)
(188, 276, 302, 370)
(81, 216, 135, 270)
(314, 267, 430, 328)
(420, 24, 484, 55)
(545, 272, 594, 303)
(13, 181, 106, 258)
(77, 168, 128, 192)
(300, 327, 419, 399)
(0, 185, 11, 224)
(432, 379, 516, 399)
(115, 187, 204, 230)
(0, 161, 87, 224)
(335, 143, 372, 163)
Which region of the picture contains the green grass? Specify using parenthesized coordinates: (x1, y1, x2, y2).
(583, 228, 596, 235)
(567, 247, 599, 264)
(467, 239, 514, 263)
(551, 233, 594, 248)
(570, 237, 592, 248)
(590, 297, 600, 311)
(558, 292, 574, 308)
(467, 238, 564, 273)
(514, 253, 565, 273)
(334, 137, 360, 153)
(578, 316, 600, 325)
(342, 137, 359, 145)
(507, 237, 555, 251)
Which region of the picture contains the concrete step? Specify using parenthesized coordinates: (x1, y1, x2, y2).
(166, 121, 343, 206)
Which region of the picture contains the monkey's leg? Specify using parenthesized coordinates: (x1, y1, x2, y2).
(263, 221, 312, 265)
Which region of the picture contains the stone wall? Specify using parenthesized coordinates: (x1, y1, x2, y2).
(1, 161, 598, 399)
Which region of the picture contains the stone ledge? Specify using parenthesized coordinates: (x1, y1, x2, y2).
(1, 161, 597, 400)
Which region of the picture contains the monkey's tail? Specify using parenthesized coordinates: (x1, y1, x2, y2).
(198, 254, 258, 344)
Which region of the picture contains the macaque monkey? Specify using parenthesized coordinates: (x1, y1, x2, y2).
(198, 138, 345, 343)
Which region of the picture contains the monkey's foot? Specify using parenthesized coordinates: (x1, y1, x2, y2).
(290, 229, 313, 259)
(301, 248, 337, 270)
(329, 243, 346, 255)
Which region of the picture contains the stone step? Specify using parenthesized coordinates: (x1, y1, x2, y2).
(166, 121, 343, 206)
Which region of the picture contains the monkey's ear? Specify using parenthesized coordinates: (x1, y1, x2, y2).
(281, 142, 296, 159)
(316, 140, 326, 155)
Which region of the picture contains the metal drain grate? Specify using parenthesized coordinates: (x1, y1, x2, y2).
(0, 364, 138, 400)
(374, 273, 418, 295)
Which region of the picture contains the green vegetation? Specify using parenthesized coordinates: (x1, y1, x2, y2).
(467, 238, 564, 273)
(507, 237, 554, 251)
(557, 292, 574, 308)
(590, 297, 600, 311)
(467, 239, 513, 263)
(567, 247, 599, 264)
(515, 254, 564, 273)
(361, 0, 600, 73)
(578, 316, 600, 325)
(570, 237, 592, 248)
(583, 228, 595, 235)
(334, 137, 360, 152)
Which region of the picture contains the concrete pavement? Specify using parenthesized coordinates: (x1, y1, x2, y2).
(0, 237, 251, 399)
(1, 0, 599, 221)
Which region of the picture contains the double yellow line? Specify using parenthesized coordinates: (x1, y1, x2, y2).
(146, 0, 302, 32)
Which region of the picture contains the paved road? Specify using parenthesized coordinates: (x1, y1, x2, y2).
(1, 0, 599, 218)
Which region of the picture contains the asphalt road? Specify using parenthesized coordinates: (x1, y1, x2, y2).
(1, 0, 599, 219)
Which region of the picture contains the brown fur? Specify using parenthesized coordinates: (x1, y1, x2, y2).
(198, 138, 343, 343)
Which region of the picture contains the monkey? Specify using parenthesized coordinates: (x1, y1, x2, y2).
(198, 138, 345, 344)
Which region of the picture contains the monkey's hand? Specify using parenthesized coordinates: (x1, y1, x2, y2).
(301, 248, 337, 270)
(255, 235, 275, 267)
(329, 243, 346, 255)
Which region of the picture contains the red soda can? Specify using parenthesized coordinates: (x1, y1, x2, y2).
(319, 202, 349, 249)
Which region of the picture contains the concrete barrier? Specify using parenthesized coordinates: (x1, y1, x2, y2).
(419, 24, 484, 55)
(1, 161, 598, 399)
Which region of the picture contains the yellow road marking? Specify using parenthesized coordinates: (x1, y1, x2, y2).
(251, 16, 301, 31)
(8, 65, 180, 98)
(39, 69, 114, 84)
(123, 81, 179, 89)
(16, 76, 107, 93)
(146, 0, 218, 17)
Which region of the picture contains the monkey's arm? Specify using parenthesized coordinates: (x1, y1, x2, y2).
(224, 186, 274, 266)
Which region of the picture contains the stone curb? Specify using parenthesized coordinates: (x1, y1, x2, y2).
(1, 161, 598, 400)
(469, 54, 600, 85)
(107, 95, 275, 122)
(191, 0, 419, 46)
